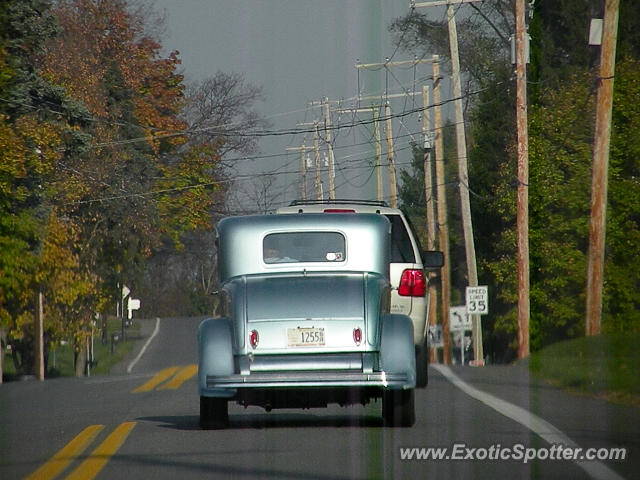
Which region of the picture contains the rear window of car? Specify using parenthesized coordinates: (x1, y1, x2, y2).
(384, 214, 416, 263)
(263, 232, 346, 264)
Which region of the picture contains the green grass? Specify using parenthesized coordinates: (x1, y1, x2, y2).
(529, 332, 640, 405)
(2, 318, 141, 380)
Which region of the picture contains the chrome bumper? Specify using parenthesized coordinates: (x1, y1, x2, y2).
(206, 371, 410, 389)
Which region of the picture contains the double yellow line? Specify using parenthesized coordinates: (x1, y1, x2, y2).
(132, 364, 198, 393)
(25, 422, 136, 480)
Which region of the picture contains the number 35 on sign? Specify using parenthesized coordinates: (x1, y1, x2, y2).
(466, 286, 488, 315)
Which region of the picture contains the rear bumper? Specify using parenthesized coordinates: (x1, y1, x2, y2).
(206, 371, 411, 389)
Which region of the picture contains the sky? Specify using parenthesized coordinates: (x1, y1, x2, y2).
(153, 0, 446, 212)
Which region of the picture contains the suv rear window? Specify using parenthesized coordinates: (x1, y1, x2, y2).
(385, 215, 416, 263)
(263, 232, 346, 264)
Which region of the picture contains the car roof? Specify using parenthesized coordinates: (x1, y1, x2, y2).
(276, 200, 405, 216)
(216, 213, 391, 282)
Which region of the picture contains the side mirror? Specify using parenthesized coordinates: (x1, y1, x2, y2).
(423, 250, 444, 269)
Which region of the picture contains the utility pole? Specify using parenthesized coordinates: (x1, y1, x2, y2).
(422, 84, 439, 363)
(413, 1, 482, 364)
(432, 56, 452, 364)
(372, 109, 383, 202)
(322, 98, 336, 200)
(313, 121, 321, 200)
(286, 144, 314, 200)
(515, 0, 530, 358)
(586, 0, 620, 336)
(35, 290, 45, 380)
(298, 121, 323, 200)
(384, 102, 398, 207)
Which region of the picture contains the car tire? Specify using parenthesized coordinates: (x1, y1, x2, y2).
(415, 344, 428, 388)
(200, 396, 228, 430)
(382, 389, 415, 427)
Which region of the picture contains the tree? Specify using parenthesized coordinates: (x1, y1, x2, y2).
(0, 0, 94, 377)
(183, 71, 269, 159)
(40, 0, 223, 307)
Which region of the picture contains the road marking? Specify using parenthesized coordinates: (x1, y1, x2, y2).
(157, 364, 198, 390)
(132, 366, 179, 393)
(127, 317, 161, 373)
(63, 422, 136, 480)
(24, 425, 104, 480)
(432, 364, 625, 480)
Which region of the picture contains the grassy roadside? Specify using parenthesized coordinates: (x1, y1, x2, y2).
(2, 318, 141, 381)
(529, 331, 640, 407)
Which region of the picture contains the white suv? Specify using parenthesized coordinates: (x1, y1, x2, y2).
(276, 200, 443, 387)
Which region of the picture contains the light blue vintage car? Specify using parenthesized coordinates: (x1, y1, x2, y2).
(198, 213, 417, 428)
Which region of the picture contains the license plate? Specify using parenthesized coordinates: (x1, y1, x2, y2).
(287, 327, 325, 347)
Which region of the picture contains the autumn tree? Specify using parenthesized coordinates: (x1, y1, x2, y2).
(0, 0, 96, 377)
(40, 0, 223, 314)
(0, 0, 226, 377)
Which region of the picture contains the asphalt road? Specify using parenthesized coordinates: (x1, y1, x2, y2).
(1, 317, 636, 479)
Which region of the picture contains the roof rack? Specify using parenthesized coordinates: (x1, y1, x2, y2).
(289, 199, 389, 207)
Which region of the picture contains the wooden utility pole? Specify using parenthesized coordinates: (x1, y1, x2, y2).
(322, 98, 337, 200)
(372, 109, 383, 202)
(422, 84, 439, 363)
(515, 0, 530, 358)
(414, 0, 482, 365)
(313, 121, 322, 200)
(432, 57, 452, 364)
(35, 290, 45, 380)
(586, 0, 620, 336)
(286, 144, 314, 200)
(384, 102, 398, 207)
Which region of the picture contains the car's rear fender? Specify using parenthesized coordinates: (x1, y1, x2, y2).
(198, 317, 236, 398)
(379, 313, 416, 389)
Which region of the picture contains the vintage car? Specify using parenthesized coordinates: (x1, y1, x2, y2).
(198, 213, 417, 429)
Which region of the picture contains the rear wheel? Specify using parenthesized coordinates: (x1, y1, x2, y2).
(200, 396, 228, 430)
(382, 389, 415, 427)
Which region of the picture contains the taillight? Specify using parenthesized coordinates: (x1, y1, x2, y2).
(249, 330, 259, 349)
(353, 327, 362, 346)
(323, 209, 356, 213)
(398, 269, 427, 297)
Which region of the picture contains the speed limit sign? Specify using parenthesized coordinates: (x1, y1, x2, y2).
(466, 286, 488, 315)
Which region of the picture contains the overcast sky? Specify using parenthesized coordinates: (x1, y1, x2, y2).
(154, 0, 442, 212)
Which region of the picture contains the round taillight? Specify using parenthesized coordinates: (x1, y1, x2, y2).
(353, 327, 362, 346)
(249, 330, 259, 349)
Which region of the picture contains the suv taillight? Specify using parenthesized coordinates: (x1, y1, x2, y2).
(398, 269, 426, 297)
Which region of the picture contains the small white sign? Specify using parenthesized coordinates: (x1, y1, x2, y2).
(466, 286, 489, 315)
(589, 18, 603, 46)
(127, 298, 141, 319)
(450, 306, 472, 331)
(128, 298, 141, 311)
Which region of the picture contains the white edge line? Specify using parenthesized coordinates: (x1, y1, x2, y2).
(432, 364, 625, 480)
(127, 317, 161, 374)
